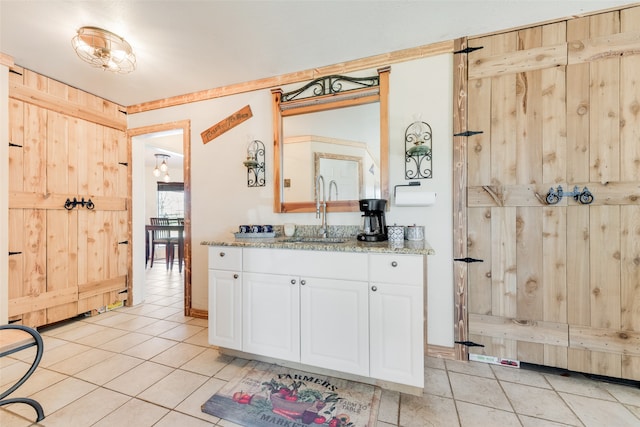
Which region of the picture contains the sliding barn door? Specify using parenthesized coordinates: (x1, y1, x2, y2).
(8, 69, 130, 328)
(466, 7, 640, 380)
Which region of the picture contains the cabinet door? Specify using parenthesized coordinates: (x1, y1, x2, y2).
(300, 277, 369, 376)
(369, 282, 424, 387)
(243, 273, 300, 362)
(208, 269, 242, 350)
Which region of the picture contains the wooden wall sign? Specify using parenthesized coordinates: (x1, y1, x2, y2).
(201, 104, 253, 144)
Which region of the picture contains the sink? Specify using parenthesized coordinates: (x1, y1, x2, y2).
(282, 237, 347, 244)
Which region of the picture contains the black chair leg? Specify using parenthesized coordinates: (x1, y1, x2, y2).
(0, 397, 45, 422)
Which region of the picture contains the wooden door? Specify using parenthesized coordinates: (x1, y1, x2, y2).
(8, 68, 129, 328)
(465, 7, 640, 380)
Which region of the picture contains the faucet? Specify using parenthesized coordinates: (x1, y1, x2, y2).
(316, 174, 327, 238)
(328, 180, 338, 201)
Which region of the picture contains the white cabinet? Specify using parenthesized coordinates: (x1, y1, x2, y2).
(207, 245, 426, 389)
(300, 277, 369, 376)
(369, 253, 425, 387)
(208, 247, 243, 350)
(243, 272, 300, 362)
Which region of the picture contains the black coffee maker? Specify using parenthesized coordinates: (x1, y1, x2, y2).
(357, 199, 388, 242)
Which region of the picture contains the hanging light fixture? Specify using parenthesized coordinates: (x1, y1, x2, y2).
(153, 154, 170, 180)
(71, 26, 136, 73)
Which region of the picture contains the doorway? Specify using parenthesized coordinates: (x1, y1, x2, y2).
(128, 120, 193, 316)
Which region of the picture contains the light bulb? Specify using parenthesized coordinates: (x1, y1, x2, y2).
(164, 172, 170, 183)
(160, 159, 168, 172)
(153, 167, 160, 177)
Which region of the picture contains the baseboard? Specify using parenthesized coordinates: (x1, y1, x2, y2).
(427, 344, 456, 360)
(188, 308, 208, 319)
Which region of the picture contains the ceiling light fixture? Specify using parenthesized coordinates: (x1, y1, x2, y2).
(71, 26, 136, 73)
(153, 153, 170, 179)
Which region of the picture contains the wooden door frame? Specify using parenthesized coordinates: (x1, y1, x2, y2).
(452, 37, 469, 361)
(127, 120, 193, 316)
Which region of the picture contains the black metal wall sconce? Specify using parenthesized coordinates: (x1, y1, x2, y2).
(64, 197, 95, 210)
(546, 185, 594, 205)
(243, 139, 265, 187)
(405, 121, 432, 179)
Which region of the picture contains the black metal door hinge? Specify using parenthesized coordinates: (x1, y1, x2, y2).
(9, 142, 22, 148)
(118, 240, 129, 245)
(454, 130, 483, 137)
(454, 257, 484, 263)
(455, 340, 485, 348)
(118, 162, 128, 167)
(453, 46, 484, 55)
(9, 251, 22, 256)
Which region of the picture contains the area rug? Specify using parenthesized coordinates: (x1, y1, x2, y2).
(202, 361, 381, 427)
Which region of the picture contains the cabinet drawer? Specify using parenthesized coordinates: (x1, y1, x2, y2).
(208, 246, 242, 271)
(244, 248, 368, 281)
(369, 253, 424, 285)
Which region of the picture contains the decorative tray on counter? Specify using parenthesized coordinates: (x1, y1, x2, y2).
(234, 232, 276, 239)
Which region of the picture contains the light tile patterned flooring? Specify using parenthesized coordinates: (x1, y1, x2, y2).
(2, 266, 639, 426)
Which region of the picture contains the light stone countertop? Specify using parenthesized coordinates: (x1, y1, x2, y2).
(200, 235, 435, 256)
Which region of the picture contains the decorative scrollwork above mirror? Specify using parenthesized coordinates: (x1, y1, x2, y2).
(272, 67, 390, 213)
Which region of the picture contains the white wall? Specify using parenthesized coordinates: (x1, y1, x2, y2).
(128, 53, 455, 347)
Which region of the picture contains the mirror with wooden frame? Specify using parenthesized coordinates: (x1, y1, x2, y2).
(271, 67, 390, 213)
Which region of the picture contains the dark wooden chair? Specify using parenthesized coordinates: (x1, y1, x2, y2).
(168, 218, 184, 272)
(149, 217, 175, 269)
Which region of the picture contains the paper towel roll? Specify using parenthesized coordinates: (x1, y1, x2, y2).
(394, 190, 437, 206)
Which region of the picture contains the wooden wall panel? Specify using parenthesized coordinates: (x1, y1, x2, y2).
(467, 208, 492, 315)
(21, 209, 46, 327)
(589, 58, 620, 183)
(103, 127, 119, 198)
(620, 54, 640, 182)
(87, 123, 103, 196)
(567, 206, 591, 327)
(23, 104, 46, 193)
(467, 77, 491, 186)
(542, 207, 567, 324)
(515, 28, 543, 186)
(490, 75, 517, 186)
(621, 205, 640, 332)
(46, 210, 78, 323)
(8, 210, 24, 302)
(567, 18, 591, 184)
(47, 111, 69, 194)
(8, 99, 24, 192)
(491, 207, 517, 318)
(589, 208, 621, 330)
(515, 207, 542, 320)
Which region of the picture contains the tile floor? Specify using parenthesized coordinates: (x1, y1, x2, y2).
(2, 266, 639, 426)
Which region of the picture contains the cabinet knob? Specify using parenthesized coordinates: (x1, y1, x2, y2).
(300, 280, 306, 286)
(391, 261, 398, 267)
(219, 252, 225, 257)
(233, 274, 239, 279)
(291, 279, 296, 285)
(371, 286, 378, 292)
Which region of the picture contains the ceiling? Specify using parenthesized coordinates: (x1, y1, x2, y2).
(1, 0, 636, 108)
